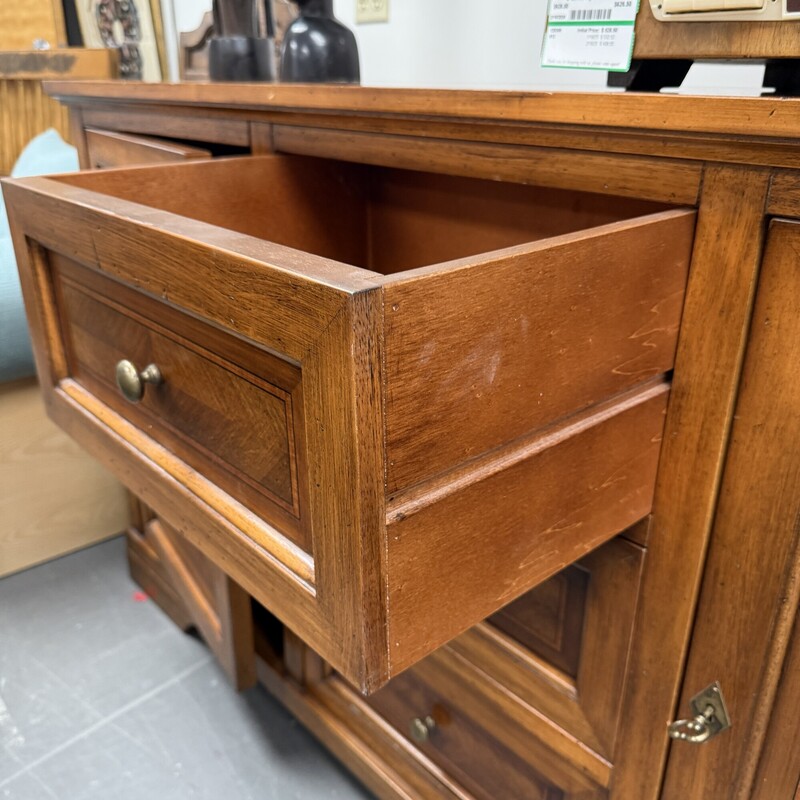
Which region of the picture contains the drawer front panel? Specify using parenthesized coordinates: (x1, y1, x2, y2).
(367, 667, 569, 800)
(85, 128, 212, 169)
(452, 533, 646, 760)
(488, 561, 589, 679)
(54, 254, 309, 550)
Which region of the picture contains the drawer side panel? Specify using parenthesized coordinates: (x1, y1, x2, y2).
(383, 209, 695, 495)
(386, 382, 668, 675)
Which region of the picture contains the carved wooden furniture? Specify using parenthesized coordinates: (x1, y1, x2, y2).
(4, 82, 799, 799)
(179, 11, 214, 81)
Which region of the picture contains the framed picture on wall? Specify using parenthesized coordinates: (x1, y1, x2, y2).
(74, 0, 163, 81)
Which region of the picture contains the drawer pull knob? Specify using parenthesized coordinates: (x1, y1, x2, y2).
(409, 715, 436, 744)
(115, 360, 163, 403)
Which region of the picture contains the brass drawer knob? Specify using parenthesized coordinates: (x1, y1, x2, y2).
(409, 715, 436, 744)
(115, 359, 163, 403)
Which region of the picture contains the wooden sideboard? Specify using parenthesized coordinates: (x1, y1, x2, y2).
(4, 82, 799, 800)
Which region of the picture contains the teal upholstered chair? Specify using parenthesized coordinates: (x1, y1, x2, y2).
(0, 129, 79, 382)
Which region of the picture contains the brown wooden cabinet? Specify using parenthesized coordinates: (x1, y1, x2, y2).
(4, 83, 799, 799)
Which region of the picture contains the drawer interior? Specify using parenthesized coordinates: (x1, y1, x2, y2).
(54, 154, 667, 277)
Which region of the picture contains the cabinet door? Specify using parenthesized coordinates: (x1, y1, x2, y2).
(661, 219, 800, 799)
(751, 613, 800, 800)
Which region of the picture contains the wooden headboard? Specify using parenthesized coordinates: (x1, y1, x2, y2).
(0, 48, 116, 175)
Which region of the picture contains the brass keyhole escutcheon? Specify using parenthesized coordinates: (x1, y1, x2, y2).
(115, 359, 163, 403)
(668, 681, 731, 744)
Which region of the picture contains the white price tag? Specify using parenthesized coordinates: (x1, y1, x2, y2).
(541, 0, 638, 72)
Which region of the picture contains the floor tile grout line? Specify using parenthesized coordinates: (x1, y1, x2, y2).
(0, 656, 212, 790)
(29, 770, 60, 800)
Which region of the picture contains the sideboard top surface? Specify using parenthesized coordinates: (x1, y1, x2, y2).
(43, 80, 800, 141)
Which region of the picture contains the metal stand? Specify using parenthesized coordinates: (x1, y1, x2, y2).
(607, 59, 693, 92)
(608, 58, 800, 96)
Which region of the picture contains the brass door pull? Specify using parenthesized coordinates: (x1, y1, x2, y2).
(115, 359, 163, 403)
(409, 715, 436, 744)
(668, 682, 731, 744)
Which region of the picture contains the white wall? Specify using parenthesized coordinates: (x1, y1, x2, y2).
(170, 0, 606, 90)
(173, 0, 213, 35)
(168, 0, 764, 93)
(331, 0, 607, 90)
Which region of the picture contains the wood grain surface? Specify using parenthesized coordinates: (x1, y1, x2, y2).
(366, 663, 567, 800)
(41, 80, 800, 140)
(387, 381, 669, 674)
(148, 517, 257, 690)
(455, 533, 646, 761)
(84, 128, 211, 169)
(384, 209, 693, 494)
(273, 125, 702, 205)
(634, 3, 800, 59)
(751, 615, 800, 800)
(661, 219, 800, 800)
(53, 254, 308, 550)
(612, 166, 772, 799)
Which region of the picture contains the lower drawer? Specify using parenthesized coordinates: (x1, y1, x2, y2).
(453, 532, 646, 760)
(366, 664, 577, 800)
(363, 532, 646, 798)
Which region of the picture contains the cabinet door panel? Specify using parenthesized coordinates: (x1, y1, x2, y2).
(662, 219, 800, 799)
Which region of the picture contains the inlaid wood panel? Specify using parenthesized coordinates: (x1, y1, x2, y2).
(489, 563, 589, 679)
(52, 254, 309, 552)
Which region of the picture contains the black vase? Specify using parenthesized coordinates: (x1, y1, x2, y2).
(209, 0, 276, 82)
(209, 36, 275, 82)
(281, 0, 360, 84)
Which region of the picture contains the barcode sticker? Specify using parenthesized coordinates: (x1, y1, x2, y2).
(569, 8, 613, 19)
(541, 0, 638, 72)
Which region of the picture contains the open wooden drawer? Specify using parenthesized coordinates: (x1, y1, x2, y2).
(3, 154, 695, 691)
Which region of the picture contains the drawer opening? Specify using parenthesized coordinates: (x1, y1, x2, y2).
(54, 154, 669, 277)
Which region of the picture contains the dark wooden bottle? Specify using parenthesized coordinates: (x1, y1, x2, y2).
(280, 0, 360, 84)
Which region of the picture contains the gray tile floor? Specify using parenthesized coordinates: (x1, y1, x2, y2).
(0, 537, 374, 799)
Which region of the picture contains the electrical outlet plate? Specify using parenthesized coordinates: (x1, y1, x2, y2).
(356, 0, 389, 23)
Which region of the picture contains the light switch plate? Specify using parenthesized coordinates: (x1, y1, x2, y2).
(356, 0, 389, 23)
